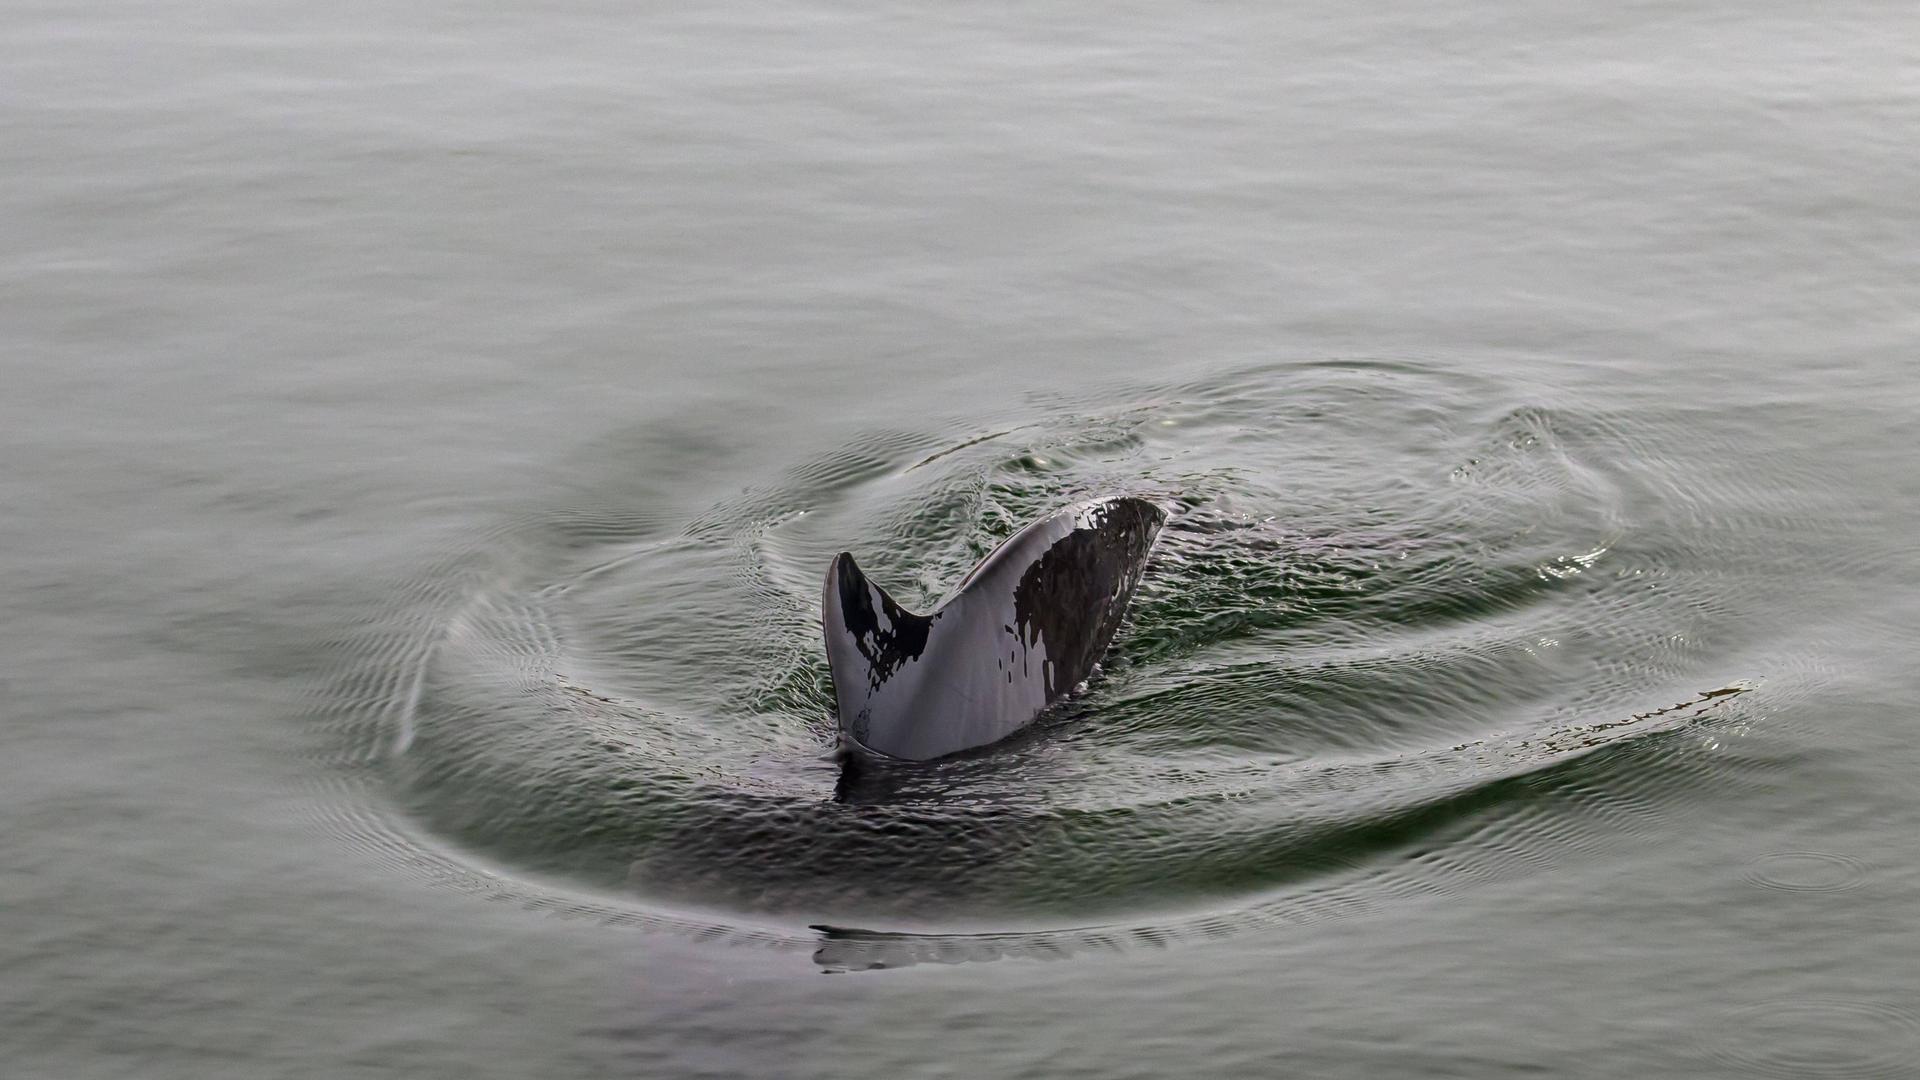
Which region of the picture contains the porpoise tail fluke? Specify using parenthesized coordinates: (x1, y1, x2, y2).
(822, 496, 1165, 761)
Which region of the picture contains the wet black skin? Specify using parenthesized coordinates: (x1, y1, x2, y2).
(822, 497, 1166, 761)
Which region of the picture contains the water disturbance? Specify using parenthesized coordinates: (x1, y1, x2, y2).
(309, 361, 1826, 969)
(12, 1, 1919, 1072)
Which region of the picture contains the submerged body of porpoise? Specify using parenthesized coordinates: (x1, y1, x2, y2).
(822, 496, 1165, 761)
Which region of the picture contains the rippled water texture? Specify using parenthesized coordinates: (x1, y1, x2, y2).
(308, 362, 1858, 967)
(10, 0, 1920, 1075)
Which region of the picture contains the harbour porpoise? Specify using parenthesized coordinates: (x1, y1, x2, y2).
(822, 496, 1165, 761)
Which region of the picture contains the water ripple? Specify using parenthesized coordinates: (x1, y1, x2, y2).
(1745, 851, 1871, 893)
(299, 359, 1835, 968)
(1704, 999, 1920, 1079)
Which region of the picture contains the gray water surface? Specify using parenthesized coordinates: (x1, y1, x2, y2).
(7, 2, 1920, 1077)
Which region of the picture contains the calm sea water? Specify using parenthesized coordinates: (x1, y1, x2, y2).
(7, 2, 1919, 1077)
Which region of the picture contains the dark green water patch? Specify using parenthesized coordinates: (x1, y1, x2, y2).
(308, 359, 1846, 964)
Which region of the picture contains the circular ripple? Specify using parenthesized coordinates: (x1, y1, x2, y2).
(303, 358, 1849, 966)
(1705, 1000, 1920, 1079)
(1745, 851, 1870, 893)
